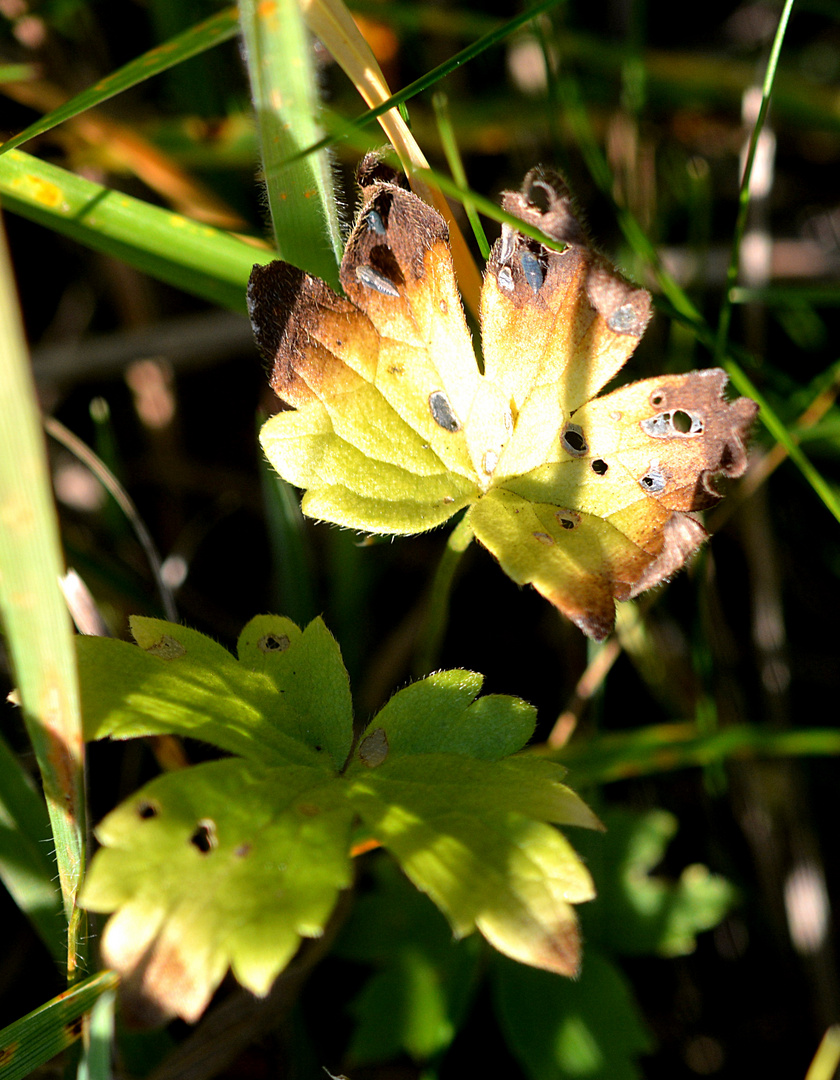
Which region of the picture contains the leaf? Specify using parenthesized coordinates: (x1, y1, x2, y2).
(334, 856, 482, 1066)
(81, 759, 353, 1025)
(78, 614, 353, 771)
(80, 617, 601, 1022)
(574, 806, 737, 957)
(251, 160, 758, 639)
(0, 149, 262, 313)
(344, 671, 601, 976)
(492, 950, 653, 1080)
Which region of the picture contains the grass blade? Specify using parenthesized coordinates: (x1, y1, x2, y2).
(714, 0, 796, 365)
(0, 7, 239, 156)
(0, 971, 119, 1080)
(0, 149, 268, 311)
(0, 732, 64, 965)
(240, 0, 343, 287)
(0, 213, 85, 974)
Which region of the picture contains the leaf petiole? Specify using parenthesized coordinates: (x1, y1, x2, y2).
(414, 515, 475, 677)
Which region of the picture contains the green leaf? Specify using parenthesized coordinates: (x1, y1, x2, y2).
(575, 807, 737, 957)
(81, 759, 353, 1024)
(0, 212, 85, 959)
(78, 614, 353, 771)
(80, 615, 599, 1019)
(240, 0, 343, 286)
(358, 669, 537, 760)
(334, 856, 481, 1066)
(492, 950, 653, 1080)
(345, 754, 597, 976)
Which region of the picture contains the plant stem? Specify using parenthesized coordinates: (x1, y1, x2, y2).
(414, 516, 475, 677)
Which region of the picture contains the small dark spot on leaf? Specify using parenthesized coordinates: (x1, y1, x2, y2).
(137, 800, 160, 820)
(519, 251, 544, 292)
(359, 728, 389, 767)
(190, 819, 217, 854)
(366, 208, 387, 235)
(296, 803, 322, 817)
(0, 1045, 18, 1066)
(65, 1017, 84, 1040)
(145, 635, 186, 660)
(259, 633, 290, 653)
(429, 390, 461, 432)
(235, 843, 252, 858)
(533, 531, 554, 545)
(592, 459, 608, 475)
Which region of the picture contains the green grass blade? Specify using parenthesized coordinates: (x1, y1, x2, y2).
(286, 0, 567, 168)
(240, 0, 343, 286)
(0, 214, 85, 973)
(0, 7, 239, 157)
(554, 66, 840, 527)
(0, 150, 268, 310)
(0, 971, 119, 1080)
(0, 732, 64, 966)
(432, 92, 489, 259)
(714, 0, 796, 365)
(554, 724, 840, 786)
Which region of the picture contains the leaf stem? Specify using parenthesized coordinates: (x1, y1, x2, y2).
(414, 516, 475, 677)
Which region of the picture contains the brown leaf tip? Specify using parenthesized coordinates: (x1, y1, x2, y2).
(491, 168, 651, 338)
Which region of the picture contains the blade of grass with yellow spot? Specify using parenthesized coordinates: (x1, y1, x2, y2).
(0, 149, 268, 311)
(0, 213, 86, 977)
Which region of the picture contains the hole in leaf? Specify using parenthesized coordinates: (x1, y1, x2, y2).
(561, 423, 587, 456)
(190, 819, 217, 855)
(651, 392, 664, 406)
(555, 509, 580, 530)
(137, 800, 160, 820)
(592, 459, 608, 475)
(259, 633, 290, 653)
(672, 409, 694, 433)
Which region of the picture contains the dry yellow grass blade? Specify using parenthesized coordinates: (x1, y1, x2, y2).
(300, 0, 482, 316)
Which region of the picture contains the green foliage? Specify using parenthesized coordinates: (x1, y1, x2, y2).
(335, 857, 482, 1066)
(79, 615, 599, 1021)
(1, 0, 838, 1074)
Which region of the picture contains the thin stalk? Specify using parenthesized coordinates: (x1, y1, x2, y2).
(414, 516, 475, 677)
(714, 0, 796, 366)
(432, 92, 489, 260)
